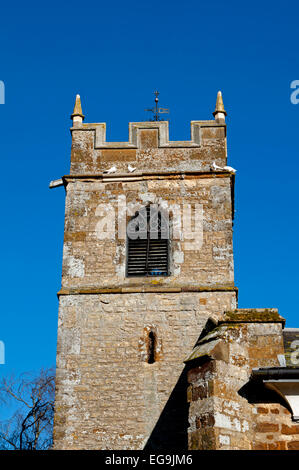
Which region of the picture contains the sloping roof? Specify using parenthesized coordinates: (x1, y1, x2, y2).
(184, 324, 230, 363)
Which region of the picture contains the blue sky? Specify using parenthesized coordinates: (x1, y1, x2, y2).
(0, 0, 298, 385)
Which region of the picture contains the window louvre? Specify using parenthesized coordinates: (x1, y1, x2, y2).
(127, 207, 169, 277)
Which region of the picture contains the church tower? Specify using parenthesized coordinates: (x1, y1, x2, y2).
(53, 92, 238, 450)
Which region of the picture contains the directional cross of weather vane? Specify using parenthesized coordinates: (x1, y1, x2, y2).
(145, 91, 169, 121)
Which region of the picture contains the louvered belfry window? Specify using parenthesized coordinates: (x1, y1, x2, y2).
(126, 206, 169, 277)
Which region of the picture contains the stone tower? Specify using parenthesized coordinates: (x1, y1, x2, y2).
(53, 92, 238, 450)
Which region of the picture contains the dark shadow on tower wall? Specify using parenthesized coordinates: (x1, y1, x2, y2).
(144, 367, 189, 451)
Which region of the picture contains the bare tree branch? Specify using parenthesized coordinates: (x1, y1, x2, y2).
(0, 368, 55, 450)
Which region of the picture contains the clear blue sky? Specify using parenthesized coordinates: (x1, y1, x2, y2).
(0, 0, 298, 383)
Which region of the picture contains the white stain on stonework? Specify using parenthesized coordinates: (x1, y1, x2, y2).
(242, 420, 249, 432)
(214, 412, 232, 429)
(232, 417, 241, 432)
(66, 185, 90, 216)
(139, 192, 159, 206)
(95, 203, 115, 240)
(173, 247, 184, 276)
(213, 246, 231, 260)
(173, 250, 184, 264)
(211, 185, 230, 209)
(223, 400, 240, 413)
(215, 412, 242, 432)
(203, 219, 232, 232)
(67, 256, 85, 278)
(59, 327, 81, 357)
(63, 244, 85, 278)
(219, 434, 230, 445)
(115, 244, 126, 277)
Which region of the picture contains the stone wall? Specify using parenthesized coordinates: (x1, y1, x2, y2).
(53, 291, 236, 449)
(252, 404, 299, 450)
(59, 175, 234, 292)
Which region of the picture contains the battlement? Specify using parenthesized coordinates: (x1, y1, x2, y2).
(71, 119, 226, 149)
(68, 92, 228, 175)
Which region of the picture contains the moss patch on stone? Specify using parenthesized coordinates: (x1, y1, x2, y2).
(221, 309, 285, 325)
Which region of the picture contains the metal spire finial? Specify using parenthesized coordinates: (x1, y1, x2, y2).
(145, 91, 169, 121)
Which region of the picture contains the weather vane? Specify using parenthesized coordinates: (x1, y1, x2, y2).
(145, 91, 169, 121)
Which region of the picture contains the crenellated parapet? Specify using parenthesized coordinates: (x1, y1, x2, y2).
(71, 119, 225, 149)
(68, 93, 228, 175)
